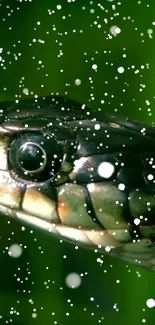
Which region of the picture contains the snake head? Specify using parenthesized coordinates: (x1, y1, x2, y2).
(1, 95, 155, 271)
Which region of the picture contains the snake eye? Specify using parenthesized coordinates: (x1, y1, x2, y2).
(8, 132, 63, 182)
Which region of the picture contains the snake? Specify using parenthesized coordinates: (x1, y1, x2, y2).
(1, 95, 155, 271)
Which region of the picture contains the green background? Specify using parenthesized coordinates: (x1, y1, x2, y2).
(0, 0, 155, 324)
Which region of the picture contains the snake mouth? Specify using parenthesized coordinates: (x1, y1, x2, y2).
(0, 200, 119, 249)
(0, 197, 123, 252)
(1, 200, 155, 271)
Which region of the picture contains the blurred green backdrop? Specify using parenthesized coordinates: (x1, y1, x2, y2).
(0, 0, 155, 324)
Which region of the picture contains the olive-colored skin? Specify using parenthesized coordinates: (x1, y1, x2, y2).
(1, 95, 155, 271)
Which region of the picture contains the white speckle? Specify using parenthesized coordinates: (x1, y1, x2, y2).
(4, 193, 11, 200)
(145, 100, 150, 105)
(147, 174, 154, 180)
(90, 297, 94, 301)
(8, 244, 23, 258)
(117, 66, 125, 73)
(38, 39, 45, 44)
(87, 183, 96, 192)
(65, 272, 82, 289)
(92, 64, 98, 70)
(105, 246, 111, 252)
(57, 5, 62, 10)
(109, 25, 121, 35)
(147, 29, 153, 35)
(32, 313, 37, 318)
(146, 298, 155, 308)
(23, 88, 29, 95)
(73, 157, 88, 172)
(98, 162, 115, 179)
(118, 183, 125, 191)
(94, 123, 100, 130)
(140, 127, 146, 134)
(134, 218, 141, 226)
(97, 257, 103, 263)
(75, 79, 81, 86)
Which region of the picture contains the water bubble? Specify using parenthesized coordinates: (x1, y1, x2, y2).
(92, 64, 98, 70)
(8, 244, 23, 258)
(146, 298, 155, 308)
(75, 79, 82, 86)
(110, 26, 121, 35)
(117, 66, 125, 73)
(65, 272, 82, 289)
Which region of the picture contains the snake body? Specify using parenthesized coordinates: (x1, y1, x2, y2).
(1, 95, 155, 270)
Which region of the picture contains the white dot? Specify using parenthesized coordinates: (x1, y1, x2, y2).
(32, 313, 37, 318)
(147, 29, 153, 35)
(92, 64, 97, 70)
(75, 79, 81, 86)
(65, 272, 82, 289)
(105, 246, 111, 252)
(98, 162, 115, 179)
(109, 25, 121, 35)
(134, 218, 140, 226)
(118, 183, 125, 191)
(117, 66, 125, 73)
(8, 244, 23, 258)
(146, 298, 155, 308)
(87, 183, 96, 193)
(23, 88, 29, 95)
(90, 297, 94, 301)
(94, 123, 100, 130)
(57, 5, 62, 10)
(147, 174, 154, 180)
(115, 27, 121, 34)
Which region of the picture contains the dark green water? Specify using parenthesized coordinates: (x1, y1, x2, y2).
(0, 0, 155, 324)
